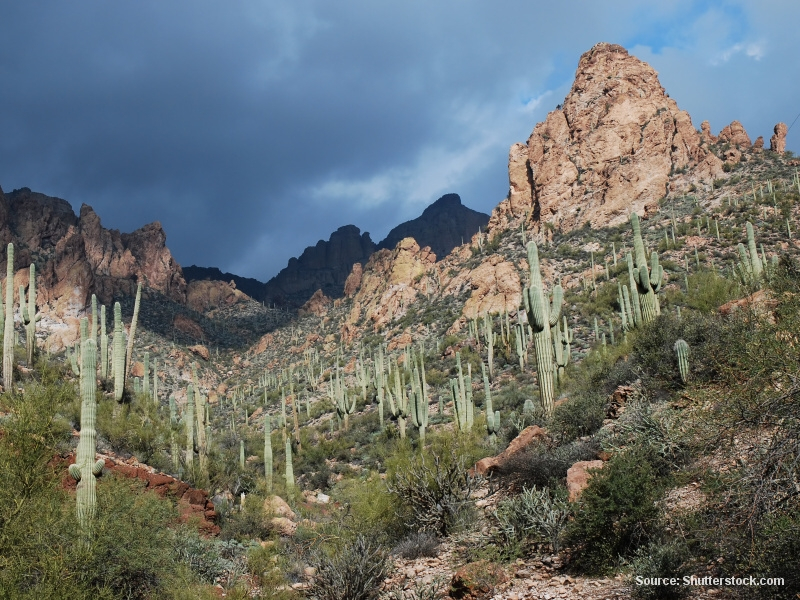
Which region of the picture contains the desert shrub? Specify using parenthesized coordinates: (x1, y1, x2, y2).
(600, 400, 689, 476)
(548, 392, 606, 441)
(173, 526, 237, 584)
(72, 476, 180, 599)
(219, 493, 274, 542)
(334, 472, 405, 540)
(493, 485, 570, 554)
(495, 438, 599, 491)
(386, 434, 483, 537)
(308, 534, 391, 600)
(628, 311, 722, 392)
(628, 538, 691, 600)
(566, 450, 662, 574)
(392, 531, 440, 559)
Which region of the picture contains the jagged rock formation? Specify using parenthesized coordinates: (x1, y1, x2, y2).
(262, 225, 377, 308)
(344, 238, 437, 332)
(376, 193, 489, 260)
(488, 42, 724, 236)
(0, 186, 186, 327)
(718, 120, 752, 148)
(182, 265, 266, 301)
(771, 122, 788, 153)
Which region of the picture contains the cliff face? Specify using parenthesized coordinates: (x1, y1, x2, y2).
(262, 225, 377, 307)
(0, 186, 186, 321)
(489, 42, 724, 236)
(377, 193, 489, 260)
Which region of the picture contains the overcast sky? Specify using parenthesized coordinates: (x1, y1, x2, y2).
(1, 1, 798, 281)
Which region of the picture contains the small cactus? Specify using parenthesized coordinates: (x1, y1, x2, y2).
(674, 339, 690, 383)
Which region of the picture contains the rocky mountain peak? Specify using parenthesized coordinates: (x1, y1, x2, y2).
(377, 193, 489, 261)
(489, 41, 724, 235)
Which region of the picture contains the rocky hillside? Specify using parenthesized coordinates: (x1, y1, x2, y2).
(258, 194, 489, 308)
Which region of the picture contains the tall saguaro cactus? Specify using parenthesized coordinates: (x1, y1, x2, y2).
(21, 264, 41, 366)
(630, 213, 663, 324)
(522, 240, 563, 416)
(100, 305, 108, 380)
(113, 302, 125, 401)
(68, 324, 105, 533)
(264, 414, 273, 492)
(124, 282, 142, 382)
(3, 243, 14, 390)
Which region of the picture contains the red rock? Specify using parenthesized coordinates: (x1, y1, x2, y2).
(753, 136, 764, 150)
(188, 344, 210, 361)
(343, 262, 363, 297)
(567, 460, 605, 501)
(450, 561, 507, 600)
(474, 425, 548, 476)
(718, 120, 752, 148)
(487, 43, 723, 236)
(770, 122, 787, 153)
(700, 120, 717, 144)
(298, 289, 332, 317)
(182, 488, 208, 506)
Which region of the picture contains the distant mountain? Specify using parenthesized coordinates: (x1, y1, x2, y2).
(376, 193, 489, 259)
(261, 225, 377, 307)
(184, 194, 489, 308)
(182, 265, 266, 301)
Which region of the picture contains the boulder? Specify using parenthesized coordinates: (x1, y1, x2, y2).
(567, 460, 605, 501)
(474, 425, 548, 476)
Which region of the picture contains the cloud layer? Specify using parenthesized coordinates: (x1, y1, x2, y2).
(1, 1, 798, 279)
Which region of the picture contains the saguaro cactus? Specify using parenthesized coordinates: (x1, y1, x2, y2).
(113, 302, 125, 401)
(124, 282, 142, 382)
(185, 385, 195, 469)
(483, 365, 500, 442)
(68, 326, 105, 532)
(522, 240, 563, 416)
(674, 339, 690, 383)
(409, 362, 429, 441)
(629, 213, 663, 324)
(264, 414, 273, 492)
(100, 305, 108, 379)
(285, 437, 295, 491)
(3, 243, 14, 390)
(21, 264, 41, 366)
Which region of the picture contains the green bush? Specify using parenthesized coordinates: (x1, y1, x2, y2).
(628, 538, 691, 600)
(385, 433, 484, 537)
(308, 534, 391, 600)
(566, 450, 662, 574)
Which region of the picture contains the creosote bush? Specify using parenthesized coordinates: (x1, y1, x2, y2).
(566, 449, 662, 575)
(307, 534, 391, 600)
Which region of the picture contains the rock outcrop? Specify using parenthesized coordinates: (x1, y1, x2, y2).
(377, 193, 489, 261)
(0, 187, 187, 340)
(770, 122, 788, 153)
(182, 265, 266, 301)
(186, 279, 250, 314)
(718, 120, 752, 148)
(262, 225, 376, 308)
(345, 238, 437, 331)
(61, 451, 219, 535)
(488, 42, 724, 235)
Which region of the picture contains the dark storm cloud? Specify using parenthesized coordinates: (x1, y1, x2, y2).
(1, 1, 798, 280)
